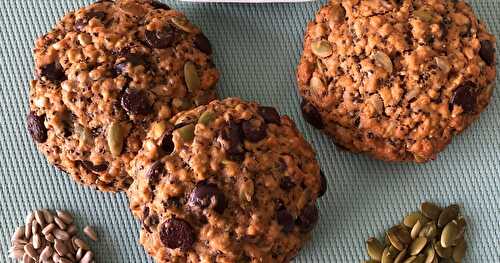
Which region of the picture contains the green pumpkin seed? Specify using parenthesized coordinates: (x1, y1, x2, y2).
(441, 221, 459, 248)
(381, 247, 394, 263)
(437, 204, 459, 227)
(423, 245, 435, 263)
(184, 61, 201, 93)
(387, 226, 411, 251)
(194, 92, 214, 106)
(409, 237, 427, 255)
(403, 212, 424, 228)
(393, 248, 407, 263)
(413, 8, 434, 23)
(176, 123, 195, 143)
(410, 220, 423, 239)
(420, 202, 441, 220)
(171, 17, 196, 33)
(311, 40, 332, 58)
(107, 122, 125, 156)
(172, 97, 194, 111)
(452, 239, 466, 263)
(418, 221, 437, 239)
(434, 241, 452, 258)
(366, 237, 384, 261)
(198, 111, 216, 126)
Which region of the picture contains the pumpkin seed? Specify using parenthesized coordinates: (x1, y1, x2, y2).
(413, 8, 433, 22)
(329, 4, 346, 23)
(423, 245, 435, 263)
(402, 255, 416, 263)
(441, 221, 459, 248)
(409, 237, 427, 255)
(372, 51, 393, 74)
(418, 221, 437, 239)
(454, 217, 467, 242)
(387, 226, 411, 251)
(434, 241, 452, 258)
(366, 237, 384, 261)
(171, 17, 196, 33)
(393, 248, 407, 263)
(420, 202, 441, 220)
(311, 40, 332, 58)
(437, 204, 459, 227)
(364, 260, 378, 263)
(107, 121, 125, 156)
(198, 111, 216, 126)
(403, 212, 424, 228)
(381, 247, 394, 263)
(410, 220, 423, 239)
(414, 255, 425, 263)
(184, 61, 200, 93)
(452, 239, 466, 263)
(175, 123, 195, 143)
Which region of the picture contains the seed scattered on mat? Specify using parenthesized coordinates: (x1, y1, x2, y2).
(362, 201, 467, 263)
(8, 209, 98, 262)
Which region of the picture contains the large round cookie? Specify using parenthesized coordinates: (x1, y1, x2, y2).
(127, 98, 326, 262)
(297, 0, 496, 162)
(28, 0, 219, 191)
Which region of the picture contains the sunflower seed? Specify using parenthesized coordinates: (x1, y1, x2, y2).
(403, 212, 424, 228)
(410, 220, 423, 239)
(32, 234, 43, 249)
(39, 246, 53, 261)
(54, 216, 67, 230)
(42, 209, 54, 224)
(420, 202, 442, 220)
(54, 239, 68, 256)
(409, 237, 427, 255)
(25, 222, 32, 239)
(311, 40, 332, 58)
(42, 223, 56, 235)
(437, 204, 459, 227)
(83, 226, 98, 241)
(393, 248, 407, 263)
(23, 253, 34, 263)
(31, 220, 40, 234)
(60, 257, 72, 263)
(452, 238, 466, 263)
(12, 239, 27, 246)
(80, 251, 94, 263)
(25, 212, 35, 225)
(8, 247, 24, 259)
(45, 233, 55, 243)
(53, 229, 70, 240)
(73, 237, 89, 250)
(11, 226, 25, 243)
(34, 210, 46, 227)
(441, 221, 459, 248)
(56, 210, 74, 225)
(24, 243, 37, 259)
(52, 252, 60, 262)
(366, 237, 384, 261)
(107, 121, 125, 156)
(184, 61, 200, 93)
(76, 247, 84, 261)
(67, 224, 78, 236)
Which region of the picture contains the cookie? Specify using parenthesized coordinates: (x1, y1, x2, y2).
(297, 0, 496, 162)
(28, 0, 219, 191)
(127, 98, 325, 262)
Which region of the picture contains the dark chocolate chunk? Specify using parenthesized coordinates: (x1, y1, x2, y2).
(258, 106, 281, 125)
(450, 82, 477, 113)
(241, 120, 267, 143)
(145, 25, 176, 49)
(193, 33, 212, 55)
(479, 40, 495, 66)
(160, 218, 195, 250)
(121, 89, 151, 115)
(300, 100, 324, 129)
(296, 204, 319, 233)
(40, 63, 66, 83)
(276, 208, 294, 233)
(188, 184, 227, 214)
(27, 112, 48, 143)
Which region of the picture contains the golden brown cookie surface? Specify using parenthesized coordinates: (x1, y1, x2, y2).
(28, 0, 219, 191)
(297, 0, 496, 162)
(128, 98, 325, 262)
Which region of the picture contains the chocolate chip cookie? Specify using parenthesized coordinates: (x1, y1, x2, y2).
(127, 98, 325, 262)
(28, 0, 219, 191)
(297, 0, 496, 162)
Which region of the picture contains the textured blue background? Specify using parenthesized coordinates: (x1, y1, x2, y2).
(0, 0, 498, 262)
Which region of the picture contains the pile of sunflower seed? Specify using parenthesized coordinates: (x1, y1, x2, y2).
(363, 202, 467, 263)
(8, 209, 98, 263)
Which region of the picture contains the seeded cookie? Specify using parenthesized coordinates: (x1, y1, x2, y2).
(28, 0, 219, 191)
(127, 98, 326, 262)
(297, 0, 496, 162)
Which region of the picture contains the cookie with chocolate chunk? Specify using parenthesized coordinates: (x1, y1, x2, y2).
(127, 98, 325, 262)
(297, 0, 496, 162)
(28, 0, 219, 191)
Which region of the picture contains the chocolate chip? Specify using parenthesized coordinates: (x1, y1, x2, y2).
(296, 204, 319, 233)
(279, 177, 295, 191)
(241, 120, 267, 142)
(479, 40, 495, 66)
(258, 106, 281, 124)
(145, 25, 176, 49)
(193, 33, 212, 55)
(277, 208, 294, 233)
(188, 184, 227, 214)
(150, 0, 171, 10)
(27, 112, 47, 143)
(160, 133, 174, 154)
(220, 121, 245, 160)
(121, 90, 151, 115)
(450, 82, 477, 113)
(318, 171, 327, 198)
(75, 11, 107, 31)
(40, 63, 66, 83)
(115, 53, 149, 74)
(300, 100, 324, 129)
(80, 160, 108, 173)
(146, 161, 164, 188)
(160, 218, 195, 250)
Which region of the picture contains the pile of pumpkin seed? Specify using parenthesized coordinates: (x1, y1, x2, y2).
(8, 209, 98, 263)
(363, 202, 467, 263)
